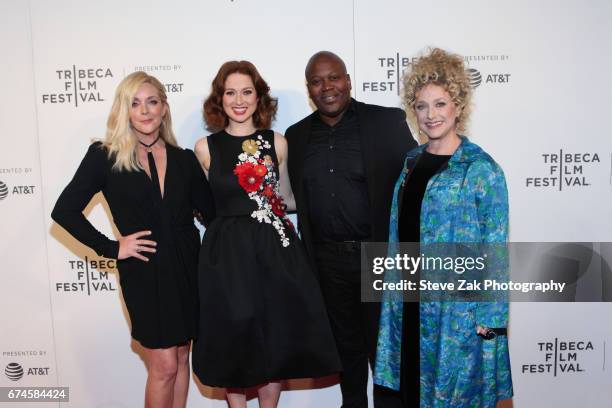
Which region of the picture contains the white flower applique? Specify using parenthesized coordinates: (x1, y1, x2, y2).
(233, 134, 294, 247)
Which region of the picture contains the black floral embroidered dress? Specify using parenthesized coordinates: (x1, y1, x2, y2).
(192, 129, 340, 387)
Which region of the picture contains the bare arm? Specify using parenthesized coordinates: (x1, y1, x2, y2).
(194, 136, 211, 178)
(274, 131, 296, 212)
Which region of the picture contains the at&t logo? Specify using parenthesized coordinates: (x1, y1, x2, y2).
(0, 181, 36, 200)
(467, 68, 482, 88)
(360, 53, 511, 94)
(0, 181, 8, 200)
(5, 363, 23, 381)
(4, 363, 50, 381)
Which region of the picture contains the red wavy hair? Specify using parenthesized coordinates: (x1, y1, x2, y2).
(203, 60, 277, 131)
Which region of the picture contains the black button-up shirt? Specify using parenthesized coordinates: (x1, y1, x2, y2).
(303, 101, 371, 242)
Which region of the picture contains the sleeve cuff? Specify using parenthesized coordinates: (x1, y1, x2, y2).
(98, 240, 120, 260)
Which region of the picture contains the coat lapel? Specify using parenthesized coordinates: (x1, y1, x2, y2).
(355, 101, 379, 229)
(291, 115, 313, 206)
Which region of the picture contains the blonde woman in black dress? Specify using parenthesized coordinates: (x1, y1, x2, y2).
(52, 71, 214, 408)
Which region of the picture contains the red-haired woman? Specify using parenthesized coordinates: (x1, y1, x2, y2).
(191, 61, 340, 408)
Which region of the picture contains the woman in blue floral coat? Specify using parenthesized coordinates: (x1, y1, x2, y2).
(374, 48, 513, 407)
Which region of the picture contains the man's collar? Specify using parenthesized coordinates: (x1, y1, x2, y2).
(314, 98, 356, 126)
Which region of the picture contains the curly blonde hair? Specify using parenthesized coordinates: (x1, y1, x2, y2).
(403, 48, 472, 133)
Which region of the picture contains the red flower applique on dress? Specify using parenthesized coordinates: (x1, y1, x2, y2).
(234, 162, 266, 193)
(234, 134, 294, 247)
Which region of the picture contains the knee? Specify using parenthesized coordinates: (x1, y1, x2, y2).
(258, 386, 272, 399)
(148, 355, 179, 382)
(176, 346, 190, 369)
(178, 346, 189, 364)
(257, 382, 281, 400)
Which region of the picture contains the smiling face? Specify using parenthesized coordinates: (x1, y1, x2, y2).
(129, 82, 167, 139)
(222, 72, 258, 126)
(414, 83, 460, 142)
(306, 53, 352, 126)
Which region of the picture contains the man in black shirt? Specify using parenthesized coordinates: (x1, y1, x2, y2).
(285, 51, 417, 407)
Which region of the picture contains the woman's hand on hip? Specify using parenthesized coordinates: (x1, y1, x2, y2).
(118, 230, 156, 261)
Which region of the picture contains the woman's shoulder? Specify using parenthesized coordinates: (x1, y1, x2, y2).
(198, 129, 230, 149)
(165, 143, 202, 177)
(193, 135, 211, 156)
(166, 142, 185, 152)
(168, 142, 198, 162)
(88, 140, 105, 152)
(205, 129, 227, 140)
(461, 146, 506, 192)
(84, 141, 111, 163)
(271, 130, 285, 143)
(461, 141, 503, 173)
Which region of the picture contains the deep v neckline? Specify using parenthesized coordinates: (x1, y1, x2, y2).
(142, 146, 168, 200)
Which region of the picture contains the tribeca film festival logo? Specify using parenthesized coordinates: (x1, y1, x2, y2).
(525, 150, 603, 190)
(41, 66, 114, 106)
(55, 256, 117, 295)
(521, 338, 601, 376)
(361, 53, 510, 94)
(0, 180, 36, 201)
(134, 63, 184, 93)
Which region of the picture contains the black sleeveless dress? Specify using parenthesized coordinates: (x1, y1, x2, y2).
(192, 129, 341, 388)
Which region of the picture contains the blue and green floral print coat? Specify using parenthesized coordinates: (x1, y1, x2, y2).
(374, 137, 513, 407)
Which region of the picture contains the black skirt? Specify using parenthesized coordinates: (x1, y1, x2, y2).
(192, 216, 341, 387)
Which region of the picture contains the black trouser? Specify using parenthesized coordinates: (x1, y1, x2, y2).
(314, 242, 409, 408)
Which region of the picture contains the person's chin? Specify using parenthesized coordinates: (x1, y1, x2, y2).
(424, 133, 442, 141)
(229, 115, 250, 124)
(135, 127, 159, 136)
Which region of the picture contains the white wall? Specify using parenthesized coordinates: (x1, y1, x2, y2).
(1, 0, 611, 406)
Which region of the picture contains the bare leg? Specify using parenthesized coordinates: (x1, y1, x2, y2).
(257, 382, 281, 408)
(171, 343, 190, 408)
(144, 346, 179, 408)
(226, 388, 247, 408)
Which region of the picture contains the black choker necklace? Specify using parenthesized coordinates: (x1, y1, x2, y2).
(139, 136, 160, 150)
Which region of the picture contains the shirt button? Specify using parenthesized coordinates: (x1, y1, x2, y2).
(329, 145, 334, 150)
(329, 168, 334, 173)
(331, 193, 336, 198)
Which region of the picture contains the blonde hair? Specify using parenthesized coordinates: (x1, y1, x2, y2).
(103, 71, 177, 171)
(403, 48, 472, 133)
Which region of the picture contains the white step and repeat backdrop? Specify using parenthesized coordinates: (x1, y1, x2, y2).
(1, 0, 611, 407)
